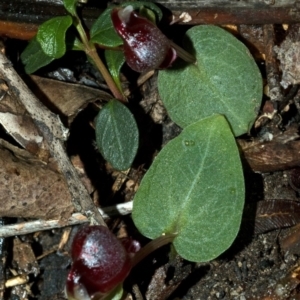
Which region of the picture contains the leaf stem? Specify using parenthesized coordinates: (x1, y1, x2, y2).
(74, 18, 126, 102)
(131, 233, 177, 268)
(87, 48, 126, 102)
(170, 40, 196, 64)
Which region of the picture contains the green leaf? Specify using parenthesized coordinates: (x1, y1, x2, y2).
(138, 6, 157, 24)
(132, 115, 244, 262)
(95, 99, 139, 171)
(63, 0, 78, 17)
(108, 284, 124, 300)
(129, 1, 162, 21)
(90, 1, 162, 48)
(105, 50, 125, 94)
(37, 15, 73, 58)
(158, 25, 263, 136)
(21, 37, 55, 74)
(66, 31, 85, 51)
(90, 7, 122, 48)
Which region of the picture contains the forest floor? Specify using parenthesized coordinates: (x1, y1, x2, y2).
(1, 1, 300, 300)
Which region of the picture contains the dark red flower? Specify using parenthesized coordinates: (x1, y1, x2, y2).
(66, 226, 132, 299)
(111, 5, 177, 73)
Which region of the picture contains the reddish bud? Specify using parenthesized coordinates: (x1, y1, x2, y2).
(111, 5, 177, 73)
(120, 237, 141, 256)
(66, 226, 132, 300)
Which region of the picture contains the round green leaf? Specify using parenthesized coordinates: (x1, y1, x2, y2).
(132, 115, 244, 262)
(90, 1, 162, 48)
(95, 100, 139, 171)
(37, 15, 73, 58)
(158, 25, 263, 136)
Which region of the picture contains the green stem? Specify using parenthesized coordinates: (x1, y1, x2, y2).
(75, 18, 126, 103)
(131, 233, 177, 268)
(87, 48, 126, 102)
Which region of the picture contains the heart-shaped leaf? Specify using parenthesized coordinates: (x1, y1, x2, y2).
(21, 37, 55, 74)
(37, 15, 73, 58)
(90, 1, 162, 48)
(132, 115, 244, 262)
(158, 25, 263, 136)
(105, 50, 125, 95)
(95, 100, 139, 171)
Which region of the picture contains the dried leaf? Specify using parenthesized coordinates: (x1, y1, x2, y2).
(238, 125, 300, 173)
(0, 75, 112, 157)
(244, 199, 300, 234)
(280, 223, 300, 254)
(30, 75, 112, 124)
(288, 167, 300, 192)
(0, 146, 73, 220)
(13, 238, 39, 276)
(0, 80, 45, 156)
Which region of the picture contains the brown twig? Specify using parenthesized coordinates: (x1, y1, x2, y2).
(0, 201, 133, 238)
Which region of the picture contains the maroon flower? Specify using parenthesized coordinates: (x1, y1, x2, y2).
(66, 226, 132, 299)
(111, 5, 177, 73)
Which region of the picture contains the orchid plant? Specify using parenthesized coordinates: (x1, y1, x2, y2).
(21, 0, 263, 299)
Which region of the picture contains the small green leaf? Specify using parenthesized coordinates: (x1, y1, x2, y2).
(138, 6, 156, 24)
(128, 1, 162, 21)
(90, 1, 162, 47)
(63, 0, 78, 17)
(37, 15, 73, 58)
(108, 284, 124, 300)
(95, 99, 139, 171)
(158, 25, 263, 136)
(132, 115, 244, 262)
(105, 50, 125, 94)
(90, 7, 122, 48)
(66, 31, 85, 51)
(21, 37, 55, 74)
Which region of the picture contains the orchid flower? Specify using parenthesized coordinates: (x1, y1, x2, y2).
(111, 5, 195, 73)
